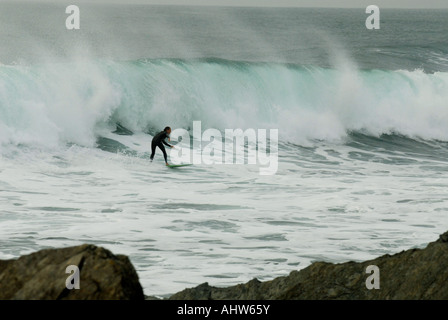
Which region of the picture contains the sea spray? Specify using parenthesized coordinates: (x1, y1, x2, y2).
(1, 59, 448, 151)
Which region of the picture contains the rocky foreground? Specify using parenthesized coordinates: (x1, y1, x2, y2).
(1, 231, 447, 300)
(171, 230, 448, 300)
(0, 244, 144, 300)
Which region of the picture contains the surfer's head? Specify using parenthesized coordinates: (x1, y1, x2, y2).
(164, 126, 171, 135)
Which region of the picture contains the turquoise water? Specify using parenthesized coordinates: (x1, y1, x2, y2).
(0, 3, 448, 297)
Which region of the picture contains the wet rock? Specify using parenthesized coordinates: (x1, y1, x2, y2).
(0, 244, 144, 300)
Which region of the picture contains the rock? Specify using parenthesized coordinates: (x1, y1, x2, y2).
(0, 244, 144, 300)
(437, 230, 448, 243)
(170, 230, 448, 300)
(144, 295, 161, 300)
(3, 231, 448, 300)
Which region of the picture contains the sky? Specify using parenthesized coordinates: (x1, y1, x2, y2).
(9, 0, 448, 8)
(128, 0, 448, 8)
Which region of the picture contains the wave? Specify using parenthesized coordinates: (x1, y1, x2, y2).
(1, 58, 448, 150)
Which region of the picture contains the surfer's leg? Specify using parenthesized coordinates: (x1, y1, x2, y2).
(158, 143, 168, 163)
(150, 141, 157, 161)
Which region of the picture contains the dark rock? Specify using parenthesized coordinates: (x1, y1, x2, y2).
(3, 230, 448, 300)
(170, 230, 448, 300)
(0, 244, 144, 300)
(437, 230, 448, 243)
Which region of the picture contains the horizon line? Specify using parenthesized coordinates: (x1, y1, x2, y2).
(3, 1, 448, 10)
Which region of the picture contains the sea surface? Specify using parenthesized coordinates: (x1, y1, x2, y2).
(1, 3, 448, 297)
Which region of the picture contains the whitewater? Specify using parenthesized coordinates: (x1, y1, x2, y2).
(1, 4, 448, 297)
(2, 59, 448, 147)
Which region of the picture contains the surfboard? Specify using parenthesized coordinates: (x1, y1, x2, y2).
(167, 164, 193, 168)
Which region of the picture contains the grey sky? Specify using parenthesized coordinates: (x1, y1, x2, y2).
(13, 0, 448, 8)
(130, 0, 448, 8)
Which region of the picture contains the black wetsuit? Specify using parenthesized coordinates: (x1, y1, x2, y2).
(150, 131, 172, 163)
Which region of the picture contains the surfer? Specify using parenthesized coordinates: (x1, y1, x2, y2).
(150, 126, 174, 166)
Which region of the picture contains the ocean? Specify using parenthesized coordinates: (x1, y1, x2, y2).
(1, 3, 448, 297)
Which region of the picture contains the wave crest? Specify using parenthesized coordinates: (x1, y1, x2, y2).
(1, 58, 448, 149)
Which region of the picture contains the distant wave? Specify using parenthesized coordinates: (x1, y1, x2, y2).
(1, 58, 448, 149)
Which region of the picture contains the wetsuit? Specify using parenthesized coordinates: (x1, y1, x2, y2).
(150, 130, 172, 163)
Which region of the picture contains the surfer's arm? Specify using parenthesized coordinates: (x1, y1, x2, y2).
(162, 139, 173, 148)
